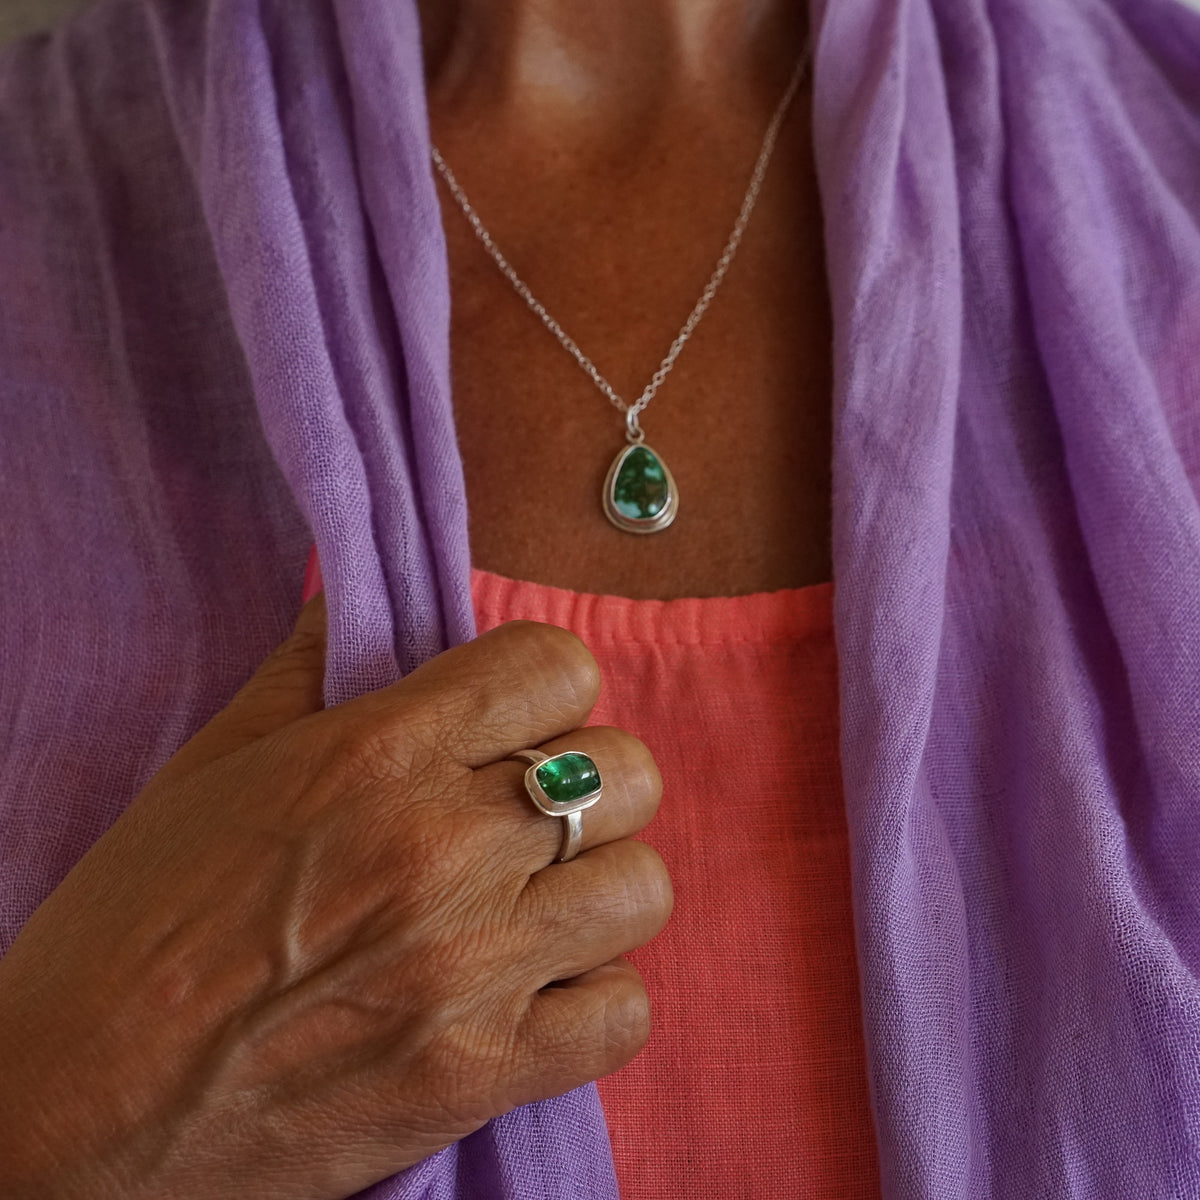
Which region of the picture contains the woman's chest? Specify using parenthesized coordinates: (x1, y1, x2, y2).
(438, 113, 834, 600)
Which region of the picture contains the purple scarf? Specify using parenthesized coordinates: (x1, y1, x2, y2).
(3, 0, 1200, 1194)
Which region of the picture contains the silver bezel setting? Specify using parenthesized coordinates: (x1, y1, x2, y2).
(602, 442, 678, 535)
(513, 750, 604, 817)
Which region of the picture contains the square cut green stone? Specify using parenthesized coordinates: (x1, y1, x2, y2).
(534, 752, 601, 805)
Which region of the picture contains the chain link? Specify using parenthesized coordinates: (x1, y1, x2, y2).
(431, 38, 813, 433)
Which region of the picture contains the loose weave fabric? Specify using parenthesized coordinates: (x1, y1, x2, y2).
(471, 566, 881, 1198)
(3, 0, 1200, 1196)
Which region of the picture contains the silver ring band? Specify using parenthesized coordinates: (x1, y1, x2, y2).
(508, 748, 603, 863)
(559, 810, 584, 863)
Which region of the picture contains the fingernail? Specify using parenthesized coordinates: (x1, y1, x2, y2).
(301, 544, 324, 604)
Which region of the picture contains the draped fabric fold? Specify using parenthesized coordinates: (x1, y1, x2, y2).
(2, 0, 1200, 1195)
(144, 1, 613, 1191)
(815, 0, 1200, 1192)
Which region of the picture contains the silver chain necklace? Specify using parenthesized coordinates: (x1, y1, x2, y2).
(431, 39, 812, 534)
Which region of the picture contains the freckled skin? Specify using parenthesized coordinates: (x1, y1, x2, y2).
(421, 1, 832, 600)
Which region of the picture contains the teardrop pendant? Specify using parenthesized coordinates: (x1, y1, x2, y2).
(602, 442, 678, 534)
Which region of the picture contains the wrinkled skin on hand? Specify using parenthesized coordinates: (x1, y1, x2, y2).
(0, 591, 671, 1199)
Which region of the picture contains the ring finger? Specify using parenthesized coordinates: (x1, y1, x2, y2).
(471, 725, 662, 873)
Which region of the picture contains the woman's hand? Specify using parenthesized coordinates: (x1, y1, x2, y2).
(0, 592, 670, 1199)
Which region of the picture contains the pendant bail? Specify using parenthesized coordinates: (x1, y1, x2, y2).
(625, 408, 646, 444)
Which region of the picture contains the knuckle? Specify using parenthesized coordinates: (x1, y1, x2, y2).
(515, 968, 652, 1090)
(423, 675, 524, 750)
(542, 969, 651, 1078)
(423, 1024, 508, 1116)
(378, 906, 522, 1051)
(577, 727, 661, 815)
(390, 820, 469, 911)
(601, 975, 652, 1064)
(390, 787, 514, 919)
(281, 618, 325, 662)
(491, 620, 602, 713)
(413, 813, 507, 911)
(249, 622, 323, 686)
(633, 741, 663, 807)
(321, 731, 378, 790)
(390, 995, 525, 1130)
(531, 841, 673, 942)
(615, 841, 674, 921)
(610, 730, 663, 811)
(313, 731, 397, 811)
(399, 622, 604, 757)
(252, 652, 314, 700)
(322, 711, 433, 796)
(303, 729, 481, 890)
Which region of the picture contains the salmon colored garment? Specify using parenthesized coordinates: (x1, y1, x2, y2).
(470, 566, 881, 1199)
(303, 549, 881, 1195)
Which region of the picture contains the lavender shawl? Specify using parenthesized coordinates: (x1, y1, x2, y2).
(3, 0, 1200, 1194)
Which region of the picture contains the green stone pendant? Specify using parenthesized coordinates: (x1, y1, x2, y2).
(603, 441, 678, 534)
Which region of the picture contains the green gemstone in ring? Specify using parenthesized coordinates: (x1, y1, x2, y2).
(534, 751, 602, 807)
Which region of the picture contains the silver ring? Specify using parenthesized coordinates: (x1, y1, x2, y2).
(507, 748, 604, 863)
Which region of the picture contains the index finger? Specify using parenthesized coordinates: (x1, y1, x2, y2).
(328, 619, 602, 769)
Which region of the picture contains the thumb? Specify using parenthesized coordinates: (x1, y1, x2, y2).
(156, 587, 329, 783)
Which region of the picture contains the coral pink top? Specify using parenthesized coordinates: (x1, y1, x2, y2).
(473, 568, 881, 1199)
(303, 549, 881, 1197)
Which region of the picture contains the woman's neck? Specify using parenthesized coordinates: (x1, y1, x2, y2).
(415, 0, 809, 139)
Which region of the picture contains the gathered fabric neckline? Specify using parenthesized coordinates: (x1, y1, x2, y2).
(469, 566, 834, 647)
